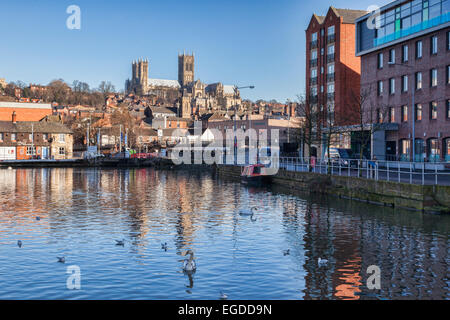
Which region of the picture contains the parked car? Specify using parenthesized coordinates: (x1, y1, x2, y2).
(324, 148, 359, 168)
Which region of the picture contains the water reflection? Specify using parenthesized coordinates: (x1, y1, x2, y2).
(0, 168, 448, 300)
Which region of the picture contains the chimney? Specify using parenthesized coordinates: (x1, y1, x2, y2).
(12, 111, 17, 124)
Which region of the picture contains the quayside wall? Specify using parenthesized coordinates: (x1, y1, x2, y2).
(216, 165, 450, 214)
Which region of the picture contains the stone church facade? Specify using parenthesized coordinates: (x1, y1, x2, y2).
(125, 54, 241, 118)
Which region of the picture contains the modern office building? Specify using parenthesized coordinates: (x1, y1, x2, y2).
(356, 0, 450, 161)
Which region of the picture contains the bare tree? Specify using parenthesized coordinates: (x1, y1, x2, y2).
(349, 86, 391, 171)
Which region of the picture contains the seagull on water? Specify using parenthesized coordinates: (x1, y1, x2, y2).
(57, 257, 65, 263)
(17, 240, 22, 248)
(220, 291, 228, 300)
(115, 239, 125, 246)
(283, 249, 290, 256)
(161, 242, 168, 251)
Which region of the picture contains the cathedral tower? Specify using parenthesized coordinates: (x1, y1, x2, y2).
(131, 58, 148, 95)
(178, 53, 194, 87)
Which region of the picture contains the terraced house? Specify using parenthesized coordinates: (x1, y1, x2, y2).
(0, 113, 73, 160)
(356, 0, 450, 161)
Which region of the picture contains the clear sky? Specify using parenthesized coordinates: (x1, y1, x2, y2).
(0, 0, 391, 102)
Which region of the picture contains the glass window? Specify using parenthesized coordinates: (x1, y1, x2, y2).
(402, 75, 409, 92)
(311, 68, 317, 77)
(389, 78, 395, 94)
(378, 53, 384, 68)
(416, 40, 423, 58)
(328, 26, 335, 35)
(416, 71, 423, 89)
(401, 2, 411, 17)
(444, 0, 450, 14)
(311, 50, 317, 59)
(411, 12, 422, 25)
(0, 133, 3, 141)
(415, 139, 426, 162)
(389, 107, 395, 123)
(430, 101, 438, 119)
(402, 16, 411, 29)
(431, 35, 438, 54)
(59, 147, 65, 155)
(328, 45, 335, 55)
(400, 139, 411, 161)
(402, 45, 409, 62)
(447, 65, 450, 83)
(447, 31, 450, 50)
(327, 83, 335, 93)
(11, 133, 16, 141)
(427, 138, 440, 162)
(385, 22, 395, 35)
(378, 80, 384, 95)
(430, 68, 438, 87)
(447, 100, 450, 118)
(389, 48, 395, 63)
(444, 137, 450, 162)
(312, 32, 317, 41)
(429, 3, 441, 19)
(402, 105, 408, 122)
(416, 103, 423, 121)
(447, 100, 450, 119)
(386, 9, 395, 23)
(59, 134, 65, 142)
(328, 63, 334, 74)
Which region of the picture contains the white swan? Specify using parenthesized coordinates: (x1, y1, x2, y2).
(183, 250, 197, 272)
(239, 207, 258, 216)
(318, 258, 328, 266)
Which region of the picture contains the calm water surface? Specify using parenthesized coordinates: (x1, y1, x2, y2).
(0, 168, 448, 300)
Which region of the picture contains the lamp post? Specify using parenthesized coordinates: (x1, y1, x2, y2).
(233, 85, 255, 164)
(388, 62, 415, 163)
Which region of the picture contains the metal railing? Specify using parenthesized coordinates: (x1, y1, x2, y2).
(278, 157, 450, 186)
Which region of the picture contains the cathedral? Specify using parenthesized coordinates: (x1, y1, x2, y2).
(125, 53, 241, 118)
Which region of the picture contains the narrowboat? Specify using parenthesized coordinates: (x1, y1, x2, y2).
(241, 164, 273, 186)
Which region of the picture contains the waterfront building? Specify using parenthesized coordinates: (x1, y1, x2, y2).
(0, 112, 73, 160)
(356, 0, 450, 161)
(305, 7, 367, 158)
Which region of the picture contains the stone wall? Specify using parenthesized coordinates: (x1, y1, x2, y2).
(216, 165, 450, 214)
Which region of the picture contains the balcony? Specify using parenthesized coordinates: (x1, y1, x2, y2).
(309, 77, 318, 85)
(310, 40, 318, 49)
(326, 54, 335, 63)
(327, 34, 335, 44)
(310, 59, 318, 68)
(326, 73, 335, 82)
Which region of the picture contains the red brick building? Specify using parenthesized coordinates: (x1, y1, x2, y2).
(306, 7, 367, 128)
(356, 0, 449, 162)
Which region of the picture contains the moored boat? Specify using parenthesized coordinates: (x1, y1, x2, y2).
(241, 164, 273, 186)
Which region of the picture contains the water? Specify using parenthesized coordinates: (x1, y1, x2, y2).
(0, 168, 448, 300)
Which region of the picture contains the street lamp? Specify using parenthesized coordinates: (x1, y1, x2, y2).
(388, 62, 415, 162)
(233, 85, 255, 164)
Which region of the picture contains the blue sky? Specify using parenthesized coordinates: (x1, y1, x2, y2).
(0, 0, 391, 102)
